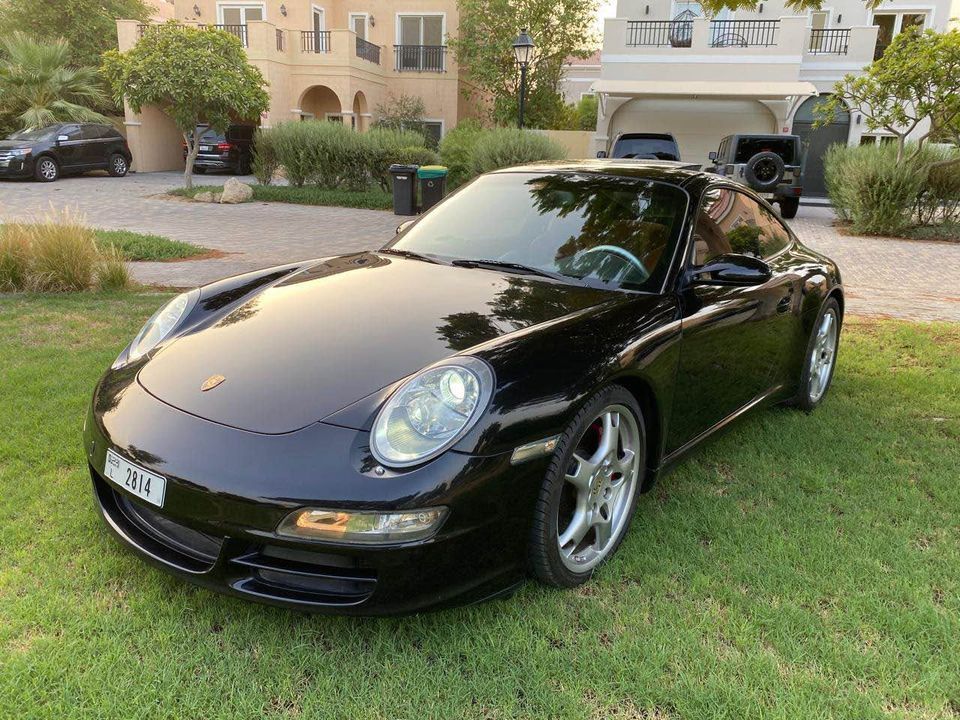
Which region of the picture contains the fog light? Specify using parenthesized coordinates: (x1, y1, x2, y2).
(277, 507, 448, 544)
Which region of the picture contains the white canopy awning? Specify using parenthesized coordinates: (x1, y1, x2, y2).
(590, 79, 818, 100)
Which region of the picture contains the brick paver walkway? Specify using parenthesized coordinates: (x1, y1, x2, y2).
(2, 172, 958, 321)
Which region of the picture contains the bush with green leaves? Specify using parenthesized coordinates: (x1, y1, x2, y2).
(915, 146, 960, 225)
(439, 119, 485, 188)
(365, 127, 431, 191)
(469, 128, 566, 177)
(251, 127, 280, 186)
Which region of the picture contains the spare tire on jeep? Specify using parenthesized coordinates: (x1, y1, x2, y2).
(744, 151, 785, 192)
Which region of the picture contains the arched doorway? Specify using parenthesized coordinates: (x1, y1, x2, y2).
(299, 85, 341, 122)
(352, 91, 368, 131)
(792, 95, 850, 198)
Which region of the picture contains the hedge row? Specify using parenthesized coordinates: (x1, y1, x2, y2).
(440, 122, 567, 188)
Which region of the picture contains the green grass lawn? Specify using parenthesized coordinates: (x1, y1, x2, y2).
(93, 229, 210, 261)
(1, 294, 959, 719)
(170, 184, 393, 210)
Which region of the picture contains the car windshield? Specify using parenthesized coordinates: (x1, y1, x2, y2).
(191, 126, 225, 142)
(734, 138, 796, 164)
(612, 137, 679, 161)
(389, 172, 689, 291)
(6, 127, 57, 142)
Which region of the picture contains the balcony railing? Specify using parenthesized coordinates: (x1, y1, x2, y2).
(356, 36, 381, 64)
(626, 20, 693, 47)
(276, 28, 285, 52)
(213, 24, 248, 47)
(394, 45, 446, 72)
(301, 30, 331, 53)
(709, 20, 779, 47)
(808, 28, 850, 55)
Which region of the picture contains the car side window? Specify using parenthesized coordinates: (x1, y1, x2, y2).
(61, 125, 81, 141)
(692, 188, 792, 265)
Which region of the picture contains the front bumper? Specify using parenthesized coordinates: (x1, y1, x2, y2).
(84, 378, 546, 615)
(0, 155, 32, 177)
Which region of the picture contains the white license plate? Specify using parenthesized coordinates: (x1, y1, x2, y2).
(200, 145, 213, 152)
(104, 449, 166, 507)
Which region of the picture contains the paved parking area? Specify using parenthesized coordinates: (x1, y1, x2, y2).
(1, 171, 958, 321)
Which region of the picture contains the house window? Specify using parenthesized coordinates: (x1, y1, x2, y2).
(218, 3, 264, 24)
(312, 6, 324, 33)
(396, 14, 445, 71)
(349, 13, 368, 39)
(421, 120, 443, 148)
(872, 11, 928, 59)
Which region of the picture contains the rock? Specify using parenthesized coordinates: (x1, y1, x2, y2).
(219, 177, 253, 204)
(194, 191, 215, 203)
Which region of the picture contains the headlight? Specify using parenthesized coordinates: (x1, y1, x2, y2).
(277, 507, 448, 544)
(370, 357, 493, 468)
(113, 291, 195, 368)
(9, 148, 30, 156)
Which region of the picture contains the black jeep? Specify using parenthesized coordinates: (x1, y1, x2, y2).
(707, 134, 803, 218)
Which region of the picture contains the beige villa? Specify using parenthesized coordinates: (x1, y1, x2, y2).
(121, 0, 480, 171)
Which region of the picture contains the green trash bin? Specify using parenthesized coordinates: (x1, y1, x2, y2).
(417, 165, 448, 211)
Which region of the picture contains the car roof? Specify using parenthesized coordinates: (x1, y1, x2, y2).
(489, 159, 712, 189)
(615, 133, 677, 141)
(725, 134, 800, 142)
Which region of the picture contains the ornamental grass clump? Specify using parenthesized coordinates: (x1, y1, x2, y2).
(0, 208, 131, 292)
(468, 128, 566, 177)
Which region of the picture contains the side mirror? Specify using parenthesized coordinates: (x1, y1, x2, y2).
(56, 135, 69, 144)
(396, 219, 415, 235)
(708, 151, 718, 162)
(690, 254, 772, 286)
(596, 150, 607, 159)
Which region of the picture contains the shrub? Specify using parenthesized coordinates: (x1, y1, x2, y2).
(269, 122, 315, 187)
(268, 121, 371, 190)
(469, 128, 567, 177)
(251, 127, 280, 186)
(365, 127, 430, 191)
(916, 146, 960, 225)
(0, 224, 30, 291)
(439, 119, 484, 188)
(96, 246, 131, 291)
(823, 143, 924, 235)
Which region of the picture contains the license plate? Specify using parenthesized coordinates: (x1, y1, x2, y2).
(200, 145, 213, 152)
(104, 449, 166, 507)
(0, 159, 9, 167)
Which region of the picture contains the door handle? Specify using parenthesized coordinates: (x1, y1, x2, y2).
(777, 290, 793, 314)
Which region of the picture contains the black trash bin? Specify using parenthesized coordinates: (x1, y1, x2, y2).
(417, 165, 448, 211)
(389, 164, 419, 216)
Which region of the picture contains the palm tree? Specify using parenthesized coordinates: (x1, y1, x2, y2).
(0, 33, 108, 131)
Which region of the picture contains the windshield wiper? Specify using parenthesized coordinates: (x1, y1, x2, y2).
(450, 259, 576, 284)
(381, 248, 444, 264)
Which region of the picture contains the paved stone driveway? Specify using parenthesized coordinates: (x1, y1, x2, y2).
(1, 172, 958, 321)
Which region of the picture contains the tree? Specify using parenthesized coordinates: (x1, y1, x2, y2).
(0, 33, 108, 132)
(449, 0, 598, 128)
(814, 29, 960, 172)
(374, 93, 427, 131)
(102, 23, 270, 188)
(0, 0, 151, 72)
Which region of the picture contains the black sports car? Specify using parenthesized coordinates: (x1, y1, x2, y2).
(84, 161, 843, 615)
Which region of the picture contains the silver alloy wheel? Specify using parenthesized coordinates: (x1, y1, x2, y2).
(113, 156, 127, 174)
(39, 159, 57, 180)
(808, 308, 838, 402)
(557, 404, 640, 572)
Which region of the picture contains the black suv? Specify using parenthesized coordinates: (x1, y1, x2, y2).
(599, 132, 682, 161)
(185, 125, 255, 175)
(707, 134, 803, 218)
(0, 123, 132, 182)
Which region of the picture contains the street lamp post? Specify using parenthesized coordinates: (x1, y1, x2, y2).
(512, 29, 535, 129)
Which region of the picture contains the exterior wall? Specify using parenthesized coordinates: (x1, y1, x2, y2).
(121, 0, 478, 171)
(535, 130, 595, 158)
(559, 59, 601, 104)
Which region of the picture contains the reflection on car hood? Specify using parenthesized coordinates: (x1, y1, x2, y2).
(0, 141, 32, 150)
(137, 252, 618, 434)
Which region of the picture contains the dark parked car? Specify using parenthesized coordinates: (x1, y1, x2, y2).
(599, 132, 682, 161)
(0, 123, 132, 182)
(185, 124, 255, 175)
(707, 134, 803, 218)
(84, 160, 843, 615)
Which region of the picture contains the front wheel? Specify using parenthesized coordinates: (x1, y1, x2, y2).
(797, 298, 841, 412)
(779, 197, 799, 219)
(528, 386, 645, 588)
(34, 156, 59, 182)
(108, 153, 129, 177)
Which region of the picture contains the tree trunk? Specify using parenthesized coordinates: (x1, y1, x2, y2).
(183, 131, 200, 190)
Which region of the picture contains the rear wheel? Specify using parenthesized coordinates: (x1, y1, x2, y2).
(797, 298, 841, 412)
(108, 153, 129, 177)
(34, 156, 59, 182)
(778, 197, 799, 219)
(528, 386, 645, 588)
(194, 166, 207, 175)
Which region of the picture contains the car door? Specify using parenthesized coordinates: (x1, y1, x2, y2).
(80, 124, 111, 168)
(54, 124, 84, 169)
(665, 185, 797, 453)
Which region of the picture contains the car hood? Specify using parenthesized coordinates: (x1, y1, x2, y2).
(137, 252, 618, 434)
(0, 141, 32, 150)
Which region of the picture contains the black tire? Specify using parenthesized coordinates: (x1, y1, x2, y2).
(34, 156, 59, 182)
(194, 166, 207, 175)
(796, 297, 841, 413)
(528, 385, 646, 588)
(108, 153, 129, 177)
(744, 151, 785, 192)
(778, 197, 800, 219)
